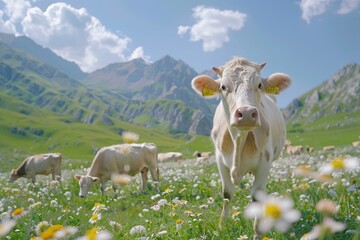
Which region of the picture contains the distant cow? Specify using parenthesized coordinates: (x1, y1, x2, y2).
(306, 145, 314, 153)
(9, 153, 62, 183)
(158, 152, 183, 162)
(286, 145, 304, 156)
(75, 143, 159, 197)
(192, 57, 291, 238)
(352, 141, 360, 148)
(193, 151, 212, 158)
(323, 145, 335, 151)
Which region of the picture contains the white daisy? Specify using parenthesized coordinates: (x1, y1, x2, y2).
(244, 191, 301, 233)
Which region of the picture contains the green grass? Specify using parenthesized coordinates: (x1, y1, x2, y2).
(0, 148, 359, 239)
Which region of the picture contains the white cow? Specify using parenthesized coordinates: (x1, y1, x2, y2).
(192, 57, 291, 239)
(158, 152, 183, 162)
(9, 153, 62, 183)
(75, 143, 159, 197)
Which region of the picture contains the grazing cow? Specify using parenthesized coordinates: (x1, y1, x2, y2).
(158, 152, 183, 162)
(193, 151, 212, 158)
(9, 153, 62, 183)
(75, 143, 159, 197)
(191, 57, 291, 239)
(306, 145, 314, 153)
(286, 145, 304, 156)
(323, 145, 335, 151)
(352, 141, 360, 148)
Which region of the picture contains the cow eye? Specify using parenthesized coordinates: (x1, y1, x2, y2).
(258, 83, 262, 89)
(221, 85, 226, 91)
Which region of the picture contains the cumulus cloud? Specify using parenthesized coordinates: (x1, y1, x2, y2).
(129, 47, 151, 63)
(300, 0, 360, 23)
(178, 6, 246, 52)
(337, 0, 360, 14)
(0, 1, 149, 72)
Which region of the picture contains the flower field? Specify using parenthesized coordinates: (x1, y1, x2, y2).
(1, 147, 359, 240)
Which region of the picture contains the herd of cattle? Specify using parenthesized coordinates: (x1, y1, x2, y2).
(6, 57, 360, 239)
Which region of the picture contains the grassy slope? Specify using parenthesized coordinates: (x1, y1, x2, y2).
(287, 110, 360, 149)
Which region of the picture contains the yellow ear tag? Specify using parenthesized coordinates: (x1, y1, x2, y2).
(202, 85, 215, 96)
(265, 86, 280, 95)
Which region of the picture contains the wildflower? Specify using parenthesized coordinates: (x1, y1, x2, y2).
(40, 224, 64, 239)
(11, 208, 27, 219)
(50, 200, 58, 208)
(50, 180, 60, 188)
(237, 235, 248, 240)
(92, 203, 107, 214)
(0, 220, 16, 236)
(35, 221, 50, 235)
(109, 221, 122, 231)
(300, 217, 346, 240)
(176, 219, 183, 231)
(316, 199, 338, 215)
(151, 194, 161, 200)
(77, 227, 112, 240)
(162, 188, 173, 195)
(232, 210, 241, 220)
(122, 131, 139, 143)
(320, 156, 359, 174)
(157, 199, 168, 206)
(29, 202, 42, 210)
(54, 226, 78, 238)
(89, 213, 102, 224)
(150, 205, 160, 211)
(130, 225, 146, 235)
(244, 192, 301, 233)
(207, 197, 215, 204)
(157, 230, 167, 236)
(179, 188, 187, 193)
(111, 173, 131, 186)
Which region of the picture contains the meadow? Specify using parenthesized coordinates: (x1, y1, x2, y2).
(0, 146, 359, 240)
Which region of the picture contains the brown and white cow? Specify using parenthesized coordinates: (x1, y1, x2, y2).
(192, 57, 291, 239)
(9, 153, 62, 183)
(75, 143, 159, 197)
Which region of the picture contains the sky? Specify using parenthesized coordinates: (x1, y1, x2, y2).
(0, 0, 359, 108)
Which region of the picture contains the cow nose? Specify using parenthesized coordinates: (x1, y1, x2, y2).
(233, 106, 259, 126)
(79, 195, 84, 198)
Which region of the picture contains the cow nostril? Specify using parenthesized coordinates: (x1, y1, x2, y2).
(80, 195, 84, 198)
(252, 111, 257, 119)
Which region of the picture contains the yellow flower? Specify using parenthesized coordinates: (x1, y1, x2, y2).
(40, 225, 64, 239)
(12, 208, 26, 218)
(331, 157, 345, 169)
(86, 227, 99, 240)
(264, 203, 282, 219)
(176, 219, 183, 224)
(89, 213, 102, 223)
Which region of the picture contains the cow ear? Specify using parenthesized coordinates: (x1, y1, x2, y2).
(258, 62, 266, 70)
(191, 75, 220, 98)
(262, 73, 291, 95)
(75, 175, 82, 181)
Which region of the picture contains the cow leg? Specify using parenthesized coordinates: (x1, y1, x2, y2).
(100, 181, 106, 196)
(251, 155, 272, 240)
(216, 155, 235, 224)
(140, 167, 149, 191)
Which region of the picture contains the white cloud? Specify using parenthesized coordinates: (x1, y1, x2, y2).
(0, 10, 17, 34)
(337, 0, 360, 14)
(0, 1, 149, 72)
(129, 47, 151, 63)
(178, 6, 246, 52)
(300, 0, 359, 23)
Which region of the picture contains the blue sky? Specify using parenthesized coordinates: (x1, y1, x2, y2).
(0, 0, 359, 108)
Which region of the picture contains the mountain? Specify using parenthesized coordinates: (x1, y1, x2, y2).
(0, 33, 86, 80)
(282, 63, 360, 147)
(85, 55, 217, 135)
(283, 63, 360, 123)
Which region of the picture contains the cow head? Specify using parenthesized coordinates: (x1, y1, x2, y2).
(192, 58, 291, 136)
(8, 169, 20, 182)
(75, 175, 99, 197)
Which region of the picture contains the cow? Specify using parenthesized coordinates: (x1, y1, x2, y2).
(158, 152, 183, 162)
(75, 143, 159, 197)
(193, 151, 212, 158)
(322, 145, 335, 151)
(8, 153, 62, 183)
(191, 57, 291, 239)
(286, 145, 304, 156)
(352, 141, 360, 148)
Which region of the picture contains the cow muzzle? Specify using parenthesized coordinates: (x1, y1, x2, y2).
(231, 106, 259, 129)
